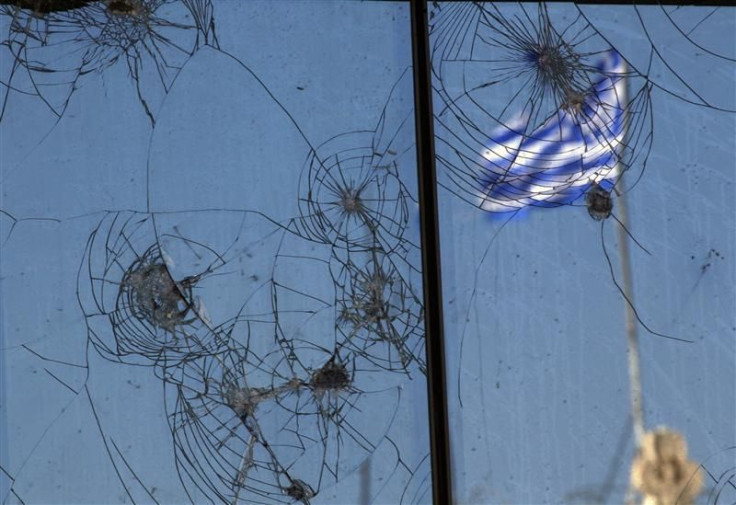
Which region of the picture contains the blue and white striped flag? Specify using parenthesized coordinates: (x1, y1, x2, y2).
(478, 50, 626, 212)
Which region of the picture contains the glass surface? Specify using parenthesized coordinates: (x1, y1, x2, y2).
(0, 2, 431, 504)
(430, 2, 735, 504)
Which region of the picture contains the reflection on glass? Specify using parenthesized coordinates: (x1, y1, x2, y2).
(431, 2, 735, 504)
(0, 2, 430, 504)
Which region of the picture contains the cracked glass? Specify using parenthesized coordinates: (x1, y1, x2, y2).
(1, 2, 431, 504)
(430, 2, 735, 504)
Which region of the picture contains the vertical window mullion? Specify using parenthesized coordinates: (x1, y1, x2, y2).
(409, 1, 454, 504)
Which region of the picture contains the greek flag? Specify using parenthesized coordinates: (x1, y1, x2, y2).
(478, 50, 626, 212)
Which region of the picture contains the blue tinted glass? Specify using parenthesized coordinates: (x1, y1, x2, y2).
(0, 2, 431, 504)
(431, 2, 735, 504)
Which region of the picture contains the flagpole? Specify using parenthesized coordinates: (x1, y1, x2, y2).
(617, 187, 645, 446)
(614, 60, 646, 504)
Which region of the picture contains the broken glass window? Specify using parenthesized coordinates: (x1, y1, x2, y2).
(430, 2, 735, 504)
(1, 2, 430, 504)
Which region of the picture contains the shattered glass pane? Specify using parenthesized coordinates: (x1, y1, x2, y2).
(430, 2, 735, 504)
(0, 2, 430, 504)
